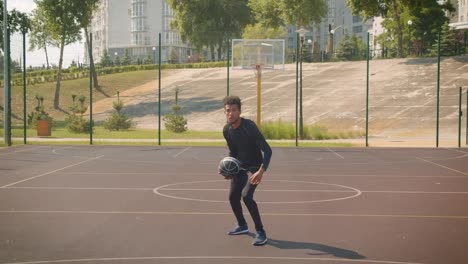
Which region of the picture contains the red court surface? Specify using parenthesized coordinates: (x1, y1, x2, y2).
(1, 145, 467, 264)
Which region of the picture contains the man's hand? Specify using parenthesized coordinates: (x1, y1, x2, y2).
(249, 167, 265, 185)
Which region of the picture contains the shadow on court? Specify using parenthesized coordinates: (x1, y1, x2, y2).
(266, 237, 365, 259)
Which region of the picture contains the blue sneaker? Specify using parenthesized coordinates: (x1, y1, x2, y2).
(252, 230, 268, 246)
(227, 225, 249, 235)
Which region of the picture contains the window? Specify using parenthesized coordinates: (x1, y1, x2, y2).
(132, 18, 145, 31)
(353, 25, 363, 33)
(132, 2, 144, 17)
(353, 16, 362, 23)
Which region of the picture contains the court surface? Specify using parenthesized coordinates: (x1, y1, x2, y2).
(1, 145, 467, 264)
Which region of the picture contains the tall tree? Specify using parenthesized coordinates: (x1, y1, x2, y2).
(248, 0, 327, 27)
(346, 0, 454, 58)
(168, 0, 253, 61)
(346, 0, 406, 58)
(29, 8, 52, 69)
(75, 0, 100, 89)
(35, 0, 82, 109)
(0, 2, 31, 52)
(242, 24, 286, 39)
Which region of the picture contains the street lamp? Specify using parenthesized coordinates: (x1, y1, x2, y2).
(407, 20, 412, 56)
(296, 27, 309, 139)
(152, 46, 156, 64)
(328, 25, 344, 56)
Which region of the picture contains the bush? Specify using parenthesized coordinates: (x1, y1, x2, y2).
(163, 89, 187, 133)
(66, 95, 93, 133)
(103, 96, 133, 131)
(65, 115, 93, 133)
(163, 113, 188, 133)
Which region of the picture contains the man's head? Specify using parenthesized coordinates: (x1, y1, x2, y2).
(223, 96, 242, 126)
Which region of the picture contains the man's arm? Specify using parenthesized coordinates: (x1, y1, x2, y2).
(223, 125, 238, 158)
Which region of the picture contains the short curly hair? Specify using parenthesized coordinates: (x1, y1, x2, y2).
(223, 95, 241, 111)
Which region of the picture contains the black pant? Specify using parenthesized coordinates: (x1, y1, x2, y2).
(229, 170, 264, 232)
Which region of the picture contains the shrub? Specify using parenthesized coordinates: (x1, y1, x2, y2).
(103, 93, 133, 131)
(66, 95, 93, 133)
(163, 88, 187, 133)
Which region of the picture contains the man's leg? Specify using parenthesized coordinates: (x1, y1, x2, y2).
(242, 179, 268, 245)
(242, 180, 264, 232)
(228, 172, 248, 231)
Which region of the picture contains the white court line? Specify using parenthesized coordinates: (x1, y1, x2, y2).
(173, 147, 191, 158)
(60, 172, 467, 178)
(416, 157, 468, 176)
(5, 187, 153, 191)
(326, 147, 345, 159)
(52, 146, 74, 155)
(0, 155, 104, 188)
(0, 146, 45, 156)
(0, 256, 425, 264)
(4, 187, 468, 195)
(0, 210, 467, 220)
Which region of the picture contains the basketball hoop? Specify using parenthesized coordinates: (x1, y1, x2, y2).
(252, 64, 262, 78)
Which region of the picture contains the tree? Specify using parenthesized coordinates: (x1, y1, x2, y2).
(336, 34, 367, 61)
(242, 23, 286, 39)
(168, 0, 253, 61)
(169, 47, 178, 63)
(248, 0, 327, 27)
(432, 22, 459, 56)
(122, 49, 131, 65)
(29, 7, 52, 69)
(0, 2, 31, 51)
(100, 49, 111, 67)
(346, 0, 454, 58)
(35, 0, 82, 109)
(75, 0, 100, 89)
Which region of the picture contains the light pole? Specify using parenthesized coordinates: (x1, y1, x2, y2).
(328, 25, 343, 58)
(296, 27, 309, 139)
(152, 46, 156, 64)
(307, 39, 312, 62)
(407, 20, 412, 57)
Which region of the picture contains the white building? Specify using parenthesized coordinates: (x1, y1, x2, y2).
(286, 0, 370, 57)
(85, 0, 193, 65)
(449, 0, 468, 30)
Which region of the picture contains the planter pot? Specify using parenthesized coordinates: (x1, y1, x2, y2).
(37, 120, 52, 137)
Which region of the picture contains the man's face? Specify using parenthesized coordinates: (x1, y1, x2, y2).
(224, 104, 241, 125)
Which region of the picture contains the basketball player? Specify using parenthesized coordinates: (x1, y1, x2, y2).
(220, 95, 272, 246)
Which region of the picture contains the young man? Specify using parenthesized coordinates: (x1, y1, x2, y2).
(221, 95, 272, 246)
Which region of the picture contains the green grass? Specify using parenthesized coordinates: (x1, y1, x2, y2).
(4, 125, 222, 139)
(1, 69, 167, 122)
(261, 119, 364, 140)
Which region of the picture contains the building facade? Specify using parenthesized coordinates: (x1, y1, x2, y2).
(449, 0, 468, 30)
(85, 0, 193, 65)
(285, 0, 370, 57)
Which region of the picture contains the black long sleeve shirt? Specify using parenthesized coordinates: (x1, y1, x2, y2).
(223, 118, 272, 171)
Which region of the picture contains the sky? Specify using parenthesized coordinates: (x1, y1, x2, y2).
(9, 0, 84, 68)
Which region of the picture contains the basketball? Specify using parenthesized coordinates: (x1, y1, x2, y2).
(218, 157, 242, 176)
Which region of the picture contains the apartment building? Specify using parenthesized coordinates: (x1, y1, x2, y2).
(84, 0, 192, 64)
(449, 0, 468, 29)
(286, 0, 369, 55)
